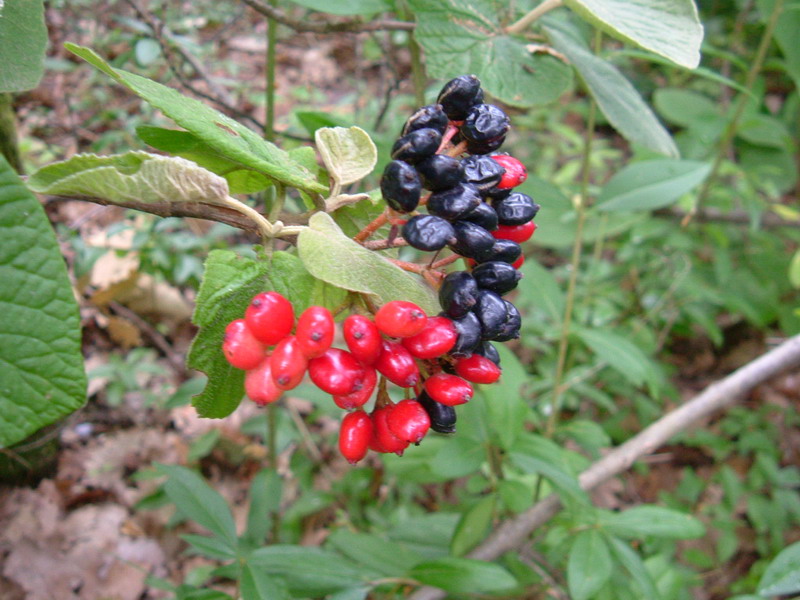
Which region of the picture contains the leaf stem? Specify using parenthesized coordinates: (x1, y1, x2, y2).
(505, 0, 564, 35)
(264, 0, 278, 142)
(687, 0, 785, 225)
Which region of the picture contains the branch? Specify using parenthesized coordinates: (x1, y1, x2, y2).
(409, 333, 800, 600)
(238, 0, 414, 32)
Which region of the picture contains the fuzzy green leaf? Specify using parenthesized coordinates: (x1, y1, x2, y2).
(315, 126, 377, 187)
(0, 155, 87, 448)
(0, 0, 47, 92)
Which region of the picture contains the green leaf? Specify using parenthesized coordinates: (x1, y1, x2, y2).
(510, 434, 588, 503)
(408, 0, 572, 107)
(652, 88, 719, 128)
(26, 152, 231, 206)
(0, 0, 47, 92)
(187, 429, 221, 462)
(240, 564, 290, 600)
(155, 464, 238, 550)
(297, 212, 439, 313)
(517, 255, 565, 323)
(247, 545, 375, 596)
(480, 345, 529, 450)
(737, 114, 793, 149)
(596, 159, 712, 212)
(409, 557, 517, 595)
(576, 327, 659, 390)
(181, 534, 237, 560)
(563, 0, 703, 68)
(327, 530, 421, 576)
(136, 126, 272, 194)
(286, 0, 394, 15)
(65, 44, 326, 194)
(545, 21, 678, 157)
(757, 0, 800, 89)
(134, 38, 161, 67)
(451, 494, 496, 556)
(599, 506, 705, 539)
(430, 434, 486, 478)
(244, 469, 282, 546)
(757, 540, 800, 597)
(789, 250, 800, 289)
(315, 127, 377, 187)
(567, 530, 613, 600)
(0, 154, 87, 448)
(188, 250, 336, 418)
(606, 536, 661, 600)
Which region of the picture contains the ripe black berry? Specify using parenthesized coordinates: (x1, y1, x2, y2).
(402, 104, 449, 136)
(418, 391, 457, 434)
(473, 290, 507, 340)
(493, 300, 521, 342)
(402, 215, 455, 252)
(391, 128, 442, 164)
(474, 342, 501, 366)
(439, 271, 479, 318)
(493, 192, 540, 226)
(416, 155, 465, 192)
(380, 160, 421, 213)
(466, 136, 506, 155)
(437, 75, 482, 121)
(449, 311, 482, 355)
(477, 239, 522, 265)
(448, 221, 496, 261)
(427, 183, 482, 221)
(461, 154, 505, 192)
(461, 104, 510, 144)
(462, 201, 499, 231)
(472, 261, 522, 295)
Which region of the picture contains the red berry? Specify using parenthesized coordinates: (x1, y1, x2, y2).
(424, 373, 474, 406)
(454, 354, 502, 384)
(244, 292, 294, 345)
(245, 357, 283, 405)
(270, 336, 308, 390)
(402, 316, 458, 359)
(491, 155, 528, 189)
(387, 399, 430, 443)
(370, 406, 409, 455)
(512, 255, 525, 269)
(308, 348, 364, 395)
(343, 314, 382, 365)
(333, 366, 377, 410)
(492, 221, 537, 243)
(295, 306, 335, 358)
(374, 340, 420, 388)
(375, 300, 428, 338)
(338, 411, 373, 464)
(223, 319, 266, 370)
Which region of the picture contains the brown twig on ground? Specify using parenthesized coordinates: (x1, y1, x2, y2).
(408, 333, 800, 600)
(238, 0, 414, 33)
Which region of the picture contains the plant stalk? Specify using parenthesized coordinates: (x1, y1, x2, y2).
(265, 0, 278, 141)
(506, 0, 564, 35)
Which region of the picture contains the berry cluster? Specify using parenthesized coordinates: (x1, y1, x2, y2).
(222, 293, 497, 464)
(379, 75, 538, 377)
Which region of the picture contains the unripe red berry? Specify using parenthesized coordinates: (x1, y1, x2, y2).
(387, 399, 430, 443)
(454, 354, 502, 384)
(333, 366, 377, 410)
(401, 316, 458, 359)
(244, 292, 294, 345)
(512, 255, 525, 269)
(223, 319, 266, 370)
(270, 335, 308, 390)
(295, 306, 335, 358)
(338, 411, 373, 464)
(370, 406, 409, 455)
(374, 340, 420, 388)
(244, 357, 283, 405)
(343, 314, 382, 365)
(491, 155, 528, 189)
(424, 373, 474, 406)
(375, 300, 428, 338)
(308, 348, 364, 395)
(492, 221, 537, 243)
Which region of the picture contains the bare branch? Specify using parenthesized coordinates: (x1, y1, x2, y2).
(409, 333, 800, 600)
(238, 0, 414, 33)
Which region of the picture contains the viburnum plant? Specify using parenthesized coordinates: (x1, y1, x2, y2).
(218, 74, 537, 464)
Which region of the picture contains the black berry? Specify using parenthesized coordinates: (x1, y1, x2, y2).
(391, 128, 442, 164)
(380, 160, 421, 213)
(427, 183, 482, 221)
(402, 215, 455, 252)
(461, 104, 510, 144)
(402, 104, 449, 136)
(449, 311, 482, 355)
(416, 155, 465, 192)
(493, 300, 521, 342)
(461, 154, 506, 192)
(466, 136, 506, 155)
(472, 261, 522, 295)
(462, 201, 499, 231)
(473, 290, 507, 340)
(439, 271, 479, 318)
(476, 239, 522, 265)
(493, 192, 540, 226)
(437, 75, 482, 121)
(418, 391, 457, 434)
(474, 342, 501, 366)
(448, 221, 496, 261)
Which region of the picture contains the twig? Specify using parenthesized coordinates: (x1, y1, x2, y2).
(238, 0, 414, 33)
(506, 0, 564, 35)
(408, 333, 800, 600)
